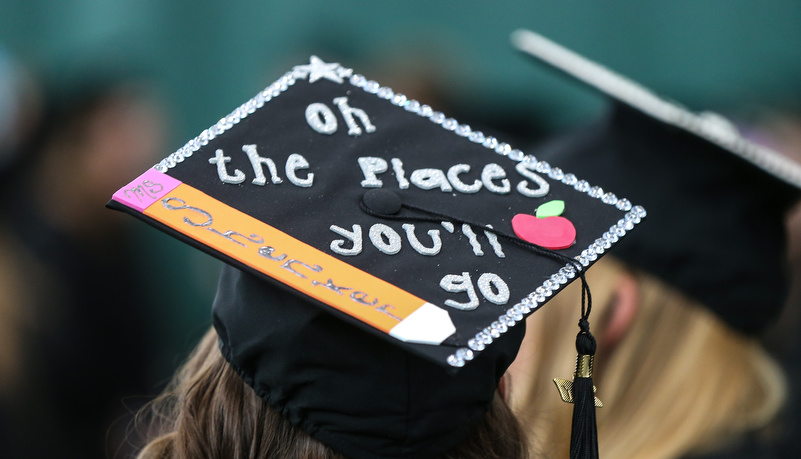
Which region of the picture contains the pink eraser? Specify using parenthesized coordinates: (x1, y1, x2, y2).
(111, 168, 182, 212)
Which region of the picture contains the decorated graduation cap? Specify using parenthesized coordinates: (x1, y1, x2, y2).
(512, 29, 801, 335)
(109, 54, 642, 458)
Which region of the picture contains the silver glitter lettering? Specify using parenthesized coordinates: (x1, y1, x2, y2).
(161, 197, 212, 227)
(369, 223, 402, 255)
(515, 162, 550, 198)
(481, 163, 510, 194)
(447, 164, 482, 193)
(281, 259, 323, 279)
(351, 291, 379, 306)
(333, 96, 376, 136)
(124, 180, 164, 202)
(391, 158, 410, 189)
(207, 229, 264, 247)
(410, 168, 453, 192)
(285, 153, 314, 187)
(357, 157, 388, 188)
(329, 224, 363, 256)
(258, 246, 287, 261)
(242, 144, 282, 185)
(311, 278, 352, 295)
(209, 149, 246, 184)
(477, 273, 510, 305)
(143, 180, 164, 193)
(402, 223, 442, 256)
(377, 304, 402, 321)
(440, 272, 479, 310)
(441, 221, 455, 233)
(484, 225, 505, 258)
(462, 224, 484, 256)
(305, 102, 338, 135)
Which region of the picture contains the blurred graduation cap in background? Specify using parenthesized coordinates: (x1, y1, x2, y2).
(108, 51, 642, 458)
(512, 29, 801, 336)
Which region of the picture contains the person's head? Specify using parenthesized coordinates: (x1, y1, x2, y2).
(508, 256, 786, 458)
(136, 326, 528, 459)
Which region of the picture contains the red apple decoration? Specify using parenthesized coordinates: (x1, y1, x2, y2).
(512, 200, 576, 250)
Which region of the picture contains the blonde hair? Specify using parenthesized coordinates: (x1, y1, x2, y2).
(509, 257, 786, 458)
(135, 328, 530, 459)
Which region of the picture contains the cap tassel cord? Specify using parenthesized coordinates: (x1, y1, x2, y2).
(360, 194, 587, 275)
(570, 322, 599, 459)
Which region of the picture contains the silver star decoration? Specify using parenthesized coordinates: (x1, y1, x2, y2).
(293, 56, 344, 84)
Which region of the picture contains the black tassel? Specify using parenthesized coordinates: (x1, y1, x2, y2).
(570, 321, 599, 459)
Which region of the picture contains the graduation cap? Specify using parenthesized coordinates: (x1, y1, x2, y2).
(512, 29, 801, 336)
(109, 55, 642, 458)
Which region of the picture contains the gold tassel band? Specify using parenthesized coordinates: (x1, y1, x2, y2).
(576, 354, 593, 378)
(553, 353, 603, 407)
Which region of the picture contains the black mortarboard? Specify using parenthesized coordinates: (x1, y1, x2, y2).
(512, 29, 801, 335)
(109, 55, 641, 458)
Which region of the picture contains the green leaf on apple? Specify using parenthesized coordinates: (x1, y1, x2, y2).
(535, 200, 565, 218)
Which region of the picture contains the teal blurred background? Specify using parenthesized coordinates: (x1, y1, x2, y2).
(4, 0, 801, 130)
(3, 0, 801, 395)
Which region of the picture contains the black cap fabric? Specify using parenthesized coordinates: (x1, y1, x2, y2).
(513, 29, 801, 334)
(213, 265, 523, 459)
(108, 55, 642, 458)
